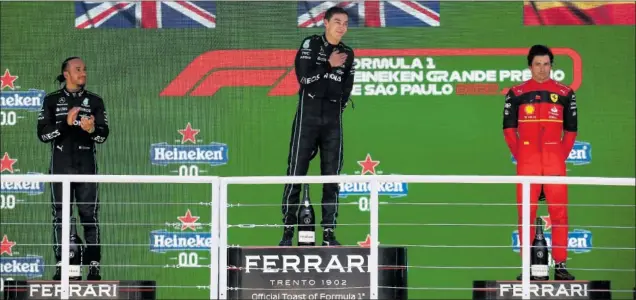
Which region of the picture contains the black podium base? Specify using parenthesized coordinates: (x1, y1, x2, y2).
(473, 280, 611, 300)
(227, 246, 408, 300)
(2, 280, 156, 300)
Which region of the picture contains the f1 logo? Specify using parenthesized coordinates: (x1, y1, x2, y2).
(160, 50, 298, 97)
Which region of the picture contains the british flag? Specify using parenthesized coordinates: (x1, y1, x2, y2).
(74, 1, 217, 29)
(298, 1, 440, 28)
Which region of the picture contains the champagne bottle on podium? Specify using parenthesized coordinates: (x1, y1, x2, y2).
(530, 217, 549, 280)
(297, 184, 316, 246)
(69, 217, 84, 280)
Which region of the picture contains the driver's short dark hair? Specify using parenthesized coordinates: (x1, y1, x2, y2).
(527, 45, 554, 66)
(325, 6, 348, 21)
(56, 56, 81, 85)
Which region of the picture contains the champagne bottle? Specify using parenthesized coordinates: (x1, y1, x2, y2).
(297, 184, 315, 246)
(69, 217, 84, 280)
(530, 217, 549, 280)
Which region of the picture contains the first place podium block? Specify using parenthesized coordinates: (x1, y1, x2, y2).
(227, 246, 408, 300)
(2, 280, 156, 300)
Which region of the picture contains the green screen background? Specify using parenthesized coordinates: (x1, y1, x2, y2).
(1, 2, 634, 299)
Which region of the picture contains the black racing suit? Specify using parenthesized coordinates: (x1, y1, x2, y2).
(36, 86, 109, 264)
(281, 34, 355, 229)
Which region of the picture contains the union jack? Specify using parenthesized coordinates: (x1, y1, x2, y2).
(74, 1, 217, 29)
(298, 1, 440, 28)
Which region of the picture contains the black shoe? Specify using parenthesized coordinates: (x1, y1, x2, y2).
(278, 226, 294, 246)
(554, 262, 575, 280)
(322, 228, 341, 246)
(53, 262, 61, 280)
(86, 261, 102, 280)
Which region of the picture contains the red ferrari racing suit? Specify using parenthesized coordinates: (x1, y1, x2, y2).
(502, 78, 578, 263)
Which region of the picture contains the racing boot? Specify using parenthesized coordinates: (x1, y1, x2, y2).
(322, 228, 341, 246)
(87, 261, 102, 280)
(278, 226, 294, 246)
(554, 262, 575, 280)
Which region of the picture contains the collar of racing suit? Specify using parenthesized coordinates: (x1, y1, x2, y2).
(321, 33, 340, 48)
(529, 77, 553, 86)
(62, 85, 85, 98)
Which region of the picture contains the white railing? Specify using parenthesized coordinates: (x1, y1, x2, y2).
(0, 175, 221, 300)
(1, 174, 634, 300)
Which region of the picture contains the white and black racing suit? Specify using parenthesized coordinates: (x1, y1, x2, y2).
(37, 86, 109, 264)
(281, 33, 355, 229)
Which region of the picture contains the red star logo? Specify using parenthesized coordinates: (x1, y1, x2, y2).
(0, 152, 17, 173)
(357, 234, 380, 248)
(0, 235, 16, 256)
(0, 69, 18, 90)
(541, 215, 552, 231)
(178, 123, 200, 144)
(358, 154, 380, 175)
(178, 209, 200, 231)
